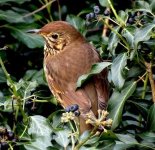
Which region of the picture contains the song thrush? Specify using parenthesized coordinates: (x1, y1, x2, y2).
(38, 21, 109, 132)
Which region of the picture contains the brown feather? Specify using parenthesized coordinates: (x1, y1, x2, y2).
(40, 21, 109, 133)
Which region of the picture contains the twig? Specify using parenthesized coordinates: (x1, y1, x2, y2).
(23, 0, 56, 18)
(57, 0, 62, 20)
(101, 19, 130, 51)
(102, 8, 110, 37)
(74, 126, 98, 150)
(144, 62, 155, 103)
(0, 57, 18, 96)
(107, 0, 125, 26)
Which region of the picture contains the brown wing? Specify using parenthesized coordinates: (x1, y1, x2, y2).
(44, 40, 109, 131)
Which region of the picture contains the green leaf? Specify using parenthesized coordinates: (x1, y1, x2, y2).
(114, 141, 135, 150)
(134, 23, 155, 49)
(80, 131, 99, 145)
(0, 0, 30, 4)
(111, 53, 127, 89)
(118, 11, 128, 22)
(25, 115, 52, 150)
(107, 26, 120, 56)
(76, 62, 111, 88)
(108, 81, 137, 130)
(149, 0, 155, 12)
(24, 136, 52, 150)
(147, 104, 155, 131)
(99, 0, 110, 7)
(54, 129, 70, 148)
(23, 69, 46, 85)
(138, 132, 155, 143)
(0, 68, 6, 83)
(116, 134, 138, 144)
(100, 130, 118, 140)
(15, 79, 38, 98)
(128, 100, 148, 117)
(122, 26, 136, 49)
(9, 26, 44, 48)
(66, 15, 86, 35)
(28, 115, 52, 136)
(0, 10, 26, 23)
(135, 1, 152, 11)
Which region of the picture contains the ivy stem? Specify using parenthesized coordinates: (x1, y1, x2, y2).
(144, 62, 155, 103)
(74, 126, 98, 150)
(44, 0, 53, 22)
(107, 0, 125, 26)
(142, 73, 149, 99)
(101, 19, 130, 51)
(0, 57, 18, 96)
(0, 57, 28, 130)
(8, 143, 14, 150)
(102, 8, 110, 37)
(20, 123, 29, 138)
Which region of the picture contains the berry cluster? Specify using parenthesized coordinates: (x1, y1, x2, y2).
(127, 11, 145, 25)
(0, 127, 18, 150)
(85, 6, 100, 25)
(65, 104, 80, 116)
(85, 6, 111, 26)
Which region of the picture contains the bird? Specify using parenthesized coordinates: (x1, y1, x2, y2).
(37, 21, 109, 133)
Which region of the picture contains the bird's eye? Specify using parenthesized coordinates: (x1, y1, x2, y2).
(51, 33, 59, 39)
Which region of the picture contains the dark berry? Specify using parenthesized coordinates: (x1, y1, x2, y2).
(128, 17, 135, 24)
(65, 106, 71, 112)
(74, 110, 80, 116)
(104, 9, 110, 16)
(94, 6, 100, 14)
(89, 12, 95, 19)
(86, 14, 91, 20)
(1, 142, 9, 150)
(7, 131, 14, 140)
(70, 104, 79, 112)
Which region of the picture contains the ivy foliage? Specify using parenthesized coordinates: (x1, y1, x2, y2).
(0, 0, 155, 149)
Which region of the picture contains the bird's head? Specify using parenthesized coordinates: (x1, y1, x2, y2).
(30, 21, 84, 56)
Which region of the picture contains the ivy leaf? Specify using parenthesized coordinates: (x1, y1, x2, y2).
(0, 10, 25, 23)
(54, 129, 70, 148)
(0, 68, 6, 83)
(147, 104, 155, 131)
(76, 62, 111, 88)
(111, 53, 127, 89)
(134, 23, 155, 49)
(28, 115, 52, 137)
(135, 1, 152, 12)
(122, 26, 136, 49)
(108, 81, 137, 130)
(0, 0, 30, 4)
(107, 26, 120, 56)
(116, 134, 138, 144)
(99, 0, 110, 7)
(24, 115, 53, 150)
(15, 79, 38, 98)
(9, 26, 44, 48)
(66, 15, 86, 35)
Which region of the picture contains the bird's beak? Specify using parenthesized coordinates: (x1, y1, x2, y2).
(26, 29, 41, 34)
